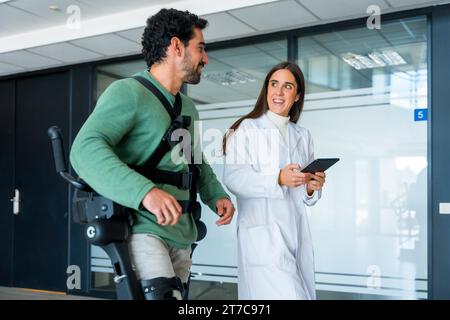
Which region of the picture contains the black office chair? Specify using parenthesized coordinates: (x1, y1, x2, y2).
(48, 126, 144, 300)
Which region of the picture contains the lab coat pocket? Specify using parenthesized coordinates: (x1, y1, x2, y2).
(244, 223, 297, 274)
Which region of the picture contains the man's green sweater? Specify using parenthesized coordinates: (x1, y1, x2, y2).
(70, 70, 229, 249)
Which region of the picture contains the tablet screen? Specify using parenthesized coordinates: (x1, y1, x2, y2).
(301, 158, 340, 173)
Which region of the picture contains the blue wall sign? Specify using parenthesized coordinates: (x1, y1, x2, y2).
(414, 108, 428, 121)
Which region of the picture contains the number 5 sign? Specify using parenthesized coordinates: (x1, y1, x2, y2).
(414, 108, 428, 121)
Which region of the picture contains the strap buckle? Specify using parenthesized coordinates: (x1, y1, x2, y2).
(164, 115, 192, 148)
(177, 115, 191, 128)
(180, 171, 193, 190)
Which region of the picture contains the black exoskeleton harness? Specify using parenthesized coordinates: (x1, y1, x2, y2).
(131, 76, 206, 241)
(48, 76, 207, 300)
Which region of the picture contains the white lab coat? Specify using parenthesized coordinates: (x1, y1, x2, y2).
(223, 114, 321, 300)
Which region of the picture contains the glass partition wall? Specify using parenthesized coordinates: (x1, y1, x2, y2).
(297, 16, 427, 299)
(92, 15, 427, 299)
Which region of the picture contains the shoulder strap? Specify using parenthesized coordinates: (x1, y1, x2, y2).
(133, 75, 181, 120)
(131, 75, 187, 168)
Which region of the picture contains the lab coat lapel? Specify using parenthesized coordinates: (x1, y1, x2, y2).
(288, 123, 305, 165)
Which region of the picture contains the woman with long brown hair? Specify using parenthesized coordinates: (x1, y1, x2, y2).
(223, 61, 325, 299)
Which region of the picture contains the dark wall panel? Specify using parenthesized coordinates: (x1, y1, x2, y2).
(68, 66, 93, 295)
(0, 80, 15, 286)
(430, 5, 450, 299)
(13, 72, 70, 291)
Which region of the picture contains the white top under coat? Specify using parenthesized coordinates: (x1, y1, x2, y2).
(265, 110, 290, 144)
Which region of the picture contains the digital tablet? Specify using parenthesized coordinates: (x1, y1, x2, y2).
(300, 158, 339, 173)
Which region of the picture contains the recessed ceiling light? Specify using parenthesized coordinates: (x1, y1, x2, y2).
(342, 50, 407, 70)
(48, 5, 61, 11)
(203, 70, 257, 86)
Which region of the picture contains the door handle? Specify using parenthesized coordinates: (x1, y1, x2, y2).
(10, 188, 20, 215)
(439, 203, 450, 214)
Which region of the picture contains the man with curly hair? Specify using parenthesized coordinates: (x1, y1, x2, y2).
(70, 8, 235, 300)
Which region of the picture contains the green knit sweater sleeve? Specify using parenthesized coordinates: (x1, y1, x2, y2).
(196, 153, 230, 213)
(70, 79, 155, 210)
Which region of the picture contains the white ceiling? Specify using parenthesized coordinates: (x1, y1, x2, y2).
(0, 0, 175, 37)
(298, 0, 389, 20)
(0, 0, 448, 77)
(229, 0, 318, 31)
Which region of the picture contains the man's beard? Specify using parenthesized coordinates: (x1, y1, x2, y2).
(182, 56, 203, 84)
